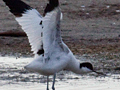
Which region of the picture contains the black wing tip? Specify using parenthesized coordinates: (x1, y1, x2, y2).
(49, 0, 59, 7)
(3, 0, 32, 17)
(44, 0, 59, 15)
(37, 49, 44, 55)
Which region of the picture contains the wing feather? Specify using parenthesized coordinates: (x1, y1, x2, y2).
(16, 9, 43, 54)
(3, 0, 65, 57)
(42, 7, 63, 58)
(3, 0, 44, 55)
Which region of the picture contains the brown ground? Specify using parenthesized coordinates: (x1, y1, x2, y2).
(0, 0, 120, 73)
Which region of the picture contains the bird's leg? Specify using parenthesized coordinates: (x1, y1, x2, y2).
(52, 74, 56, 90)
(47, 76, 49, 90)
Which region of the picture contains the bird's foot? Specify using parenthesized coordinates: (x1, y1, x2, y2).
(52, 87, 55, 90)
(47, 88, 49, 90)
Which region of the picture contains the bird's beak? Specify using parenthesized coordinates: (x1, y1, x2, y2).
(92, 70, 106, 76)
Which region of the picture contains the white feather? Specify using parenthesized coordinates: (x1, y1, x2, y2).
(16, 9, 43, 54)
(42, 7, 62, 58)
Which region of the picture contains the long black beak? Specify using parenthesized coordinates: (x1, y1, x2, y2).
(92, 70, 106, 76)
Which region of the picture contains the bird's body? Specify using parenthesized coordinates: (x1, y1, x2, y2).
(2, 0, 102, 90)
(25, 43, 91, 76)
(26, 44, 71, 75)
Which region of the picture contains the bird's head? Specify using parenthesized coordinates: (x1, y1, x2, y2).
(80, 62, 93, 73)
(80, 62, 106, 75)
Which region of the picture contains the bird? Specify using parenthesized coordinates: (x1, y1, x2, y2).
(2, 0, 104, 90)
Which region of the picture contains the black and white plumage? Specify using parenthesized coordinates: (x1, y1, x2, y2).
(2, 0, 103, 90)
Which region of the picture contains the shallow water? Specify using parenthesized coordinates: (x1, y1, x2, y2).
(0, 57, 120, 90)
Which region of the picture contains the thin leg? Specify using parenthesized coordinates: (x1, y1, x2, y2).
(47, 76, 49, 90)
(52, 74, 56, 90)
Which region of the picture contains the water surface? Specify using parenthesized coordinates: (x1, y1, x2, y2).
(0, 57, 120, 90)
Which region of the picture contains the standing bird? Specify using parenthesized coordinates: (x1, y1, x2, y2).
(2, 0, 103, 90)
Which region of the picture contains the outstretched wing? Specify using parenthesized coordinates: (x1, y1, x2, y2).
(43, 8, 61, 52)
(42, 1, 65, 59)
(3, 0, 65, 59)
(3, 0, 43, 55)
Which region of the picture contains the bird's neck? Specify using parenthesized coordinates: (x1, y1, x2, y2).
(66, 55, 81, 74)
(65, 55, 89, 74)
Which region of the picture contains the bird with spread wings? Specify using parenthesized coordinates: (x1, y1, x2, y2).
(2, 0, 104, 90)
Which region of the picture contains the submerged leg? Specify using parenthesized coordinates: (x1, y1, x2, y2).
(52, 74, 56, 90)
(47, 76, 49, 90)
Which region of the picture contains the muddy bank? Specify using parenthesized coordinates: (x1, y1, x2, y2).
(0, 36, 120, 55)
(0, 36, 120, 74)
